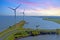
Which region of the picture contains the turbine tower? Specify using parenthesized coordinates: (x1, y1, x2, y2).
(22, 9, 25, 20)
(8, 4, 21, 27)
(22, 9, 29, 24)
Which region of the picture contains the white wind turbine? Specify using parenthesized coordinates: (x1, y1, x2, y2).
(8, 4, 21, 27)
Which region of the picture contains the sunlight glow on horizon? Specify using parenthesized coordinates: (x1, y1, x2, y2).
(15, 6, 60, 16)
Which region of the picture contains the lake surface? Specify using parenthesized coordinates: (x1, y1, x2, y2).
(18, 35, 60, 40)
(0, 16, 60, 32)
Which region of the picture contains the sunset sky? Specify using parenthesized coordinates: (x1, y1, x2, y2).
(0, 0, 60, 16)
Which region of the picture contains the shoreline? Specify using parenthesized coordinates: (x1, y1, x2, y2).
(15, 34, 59, 40)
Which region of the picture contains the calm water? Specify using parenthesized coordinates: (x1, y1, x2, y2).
(18, 35, 60, 40)
(0, 16, 60, 32)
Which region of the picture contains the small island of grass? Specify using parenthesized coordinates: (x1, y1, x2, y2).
(43, 18, 60, 24)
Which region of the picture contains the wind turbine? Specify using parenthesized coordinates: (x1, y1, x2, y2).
(22, 9, 25, 20)
(22, 9, 29, 24)
(8, 4, 21, 27)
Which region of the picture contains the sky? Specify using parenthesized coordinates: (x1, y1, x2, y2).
(0, 0, 60, 16)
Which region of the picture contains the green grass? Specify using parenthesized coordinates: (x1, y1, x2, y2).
(43, 18, 60, 24)
(0, 20, 26, 40)
(14, 31, 30, 38)
(56, 29, 60, 34)
(31, 30, 40, 35)
(4, 34, 15, 40)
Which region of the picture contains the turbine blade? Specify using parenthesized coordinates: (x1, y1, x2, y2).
(15, 4, 21, 9)
(8, 7, 14, 10)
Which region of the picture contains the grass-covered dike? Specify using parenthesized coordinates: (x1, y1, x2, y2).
(0, 20, 60, 40)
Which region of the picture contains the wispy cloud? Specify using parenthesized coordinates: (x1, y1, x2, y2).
(1, 0, 60, 16)
(16, 6, 60, 16)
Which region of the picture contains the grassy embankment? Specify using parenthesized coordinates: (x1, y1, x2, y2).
(0, 20, 40, 40)
(0, 19, 60, 40)
(0, 20, 27, 40)
(43, 18, 60, 34)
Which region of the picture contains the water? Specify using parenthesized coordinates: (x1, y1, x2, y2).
(23, 16, 60, 29)
(0, 16, 60, 32)
(0, 16, 21, 32)
(18, 35, 60, 40)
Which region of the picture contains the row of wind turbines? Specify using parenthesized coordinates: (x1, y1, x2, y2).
(8, 4, 40, 28)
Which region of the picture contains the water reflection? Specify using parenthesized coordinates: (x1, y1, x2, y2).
(19, 35, 60, 40)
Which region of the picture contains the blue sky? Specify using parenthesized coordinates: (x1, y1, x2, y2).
(0, 0, 60, 16)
